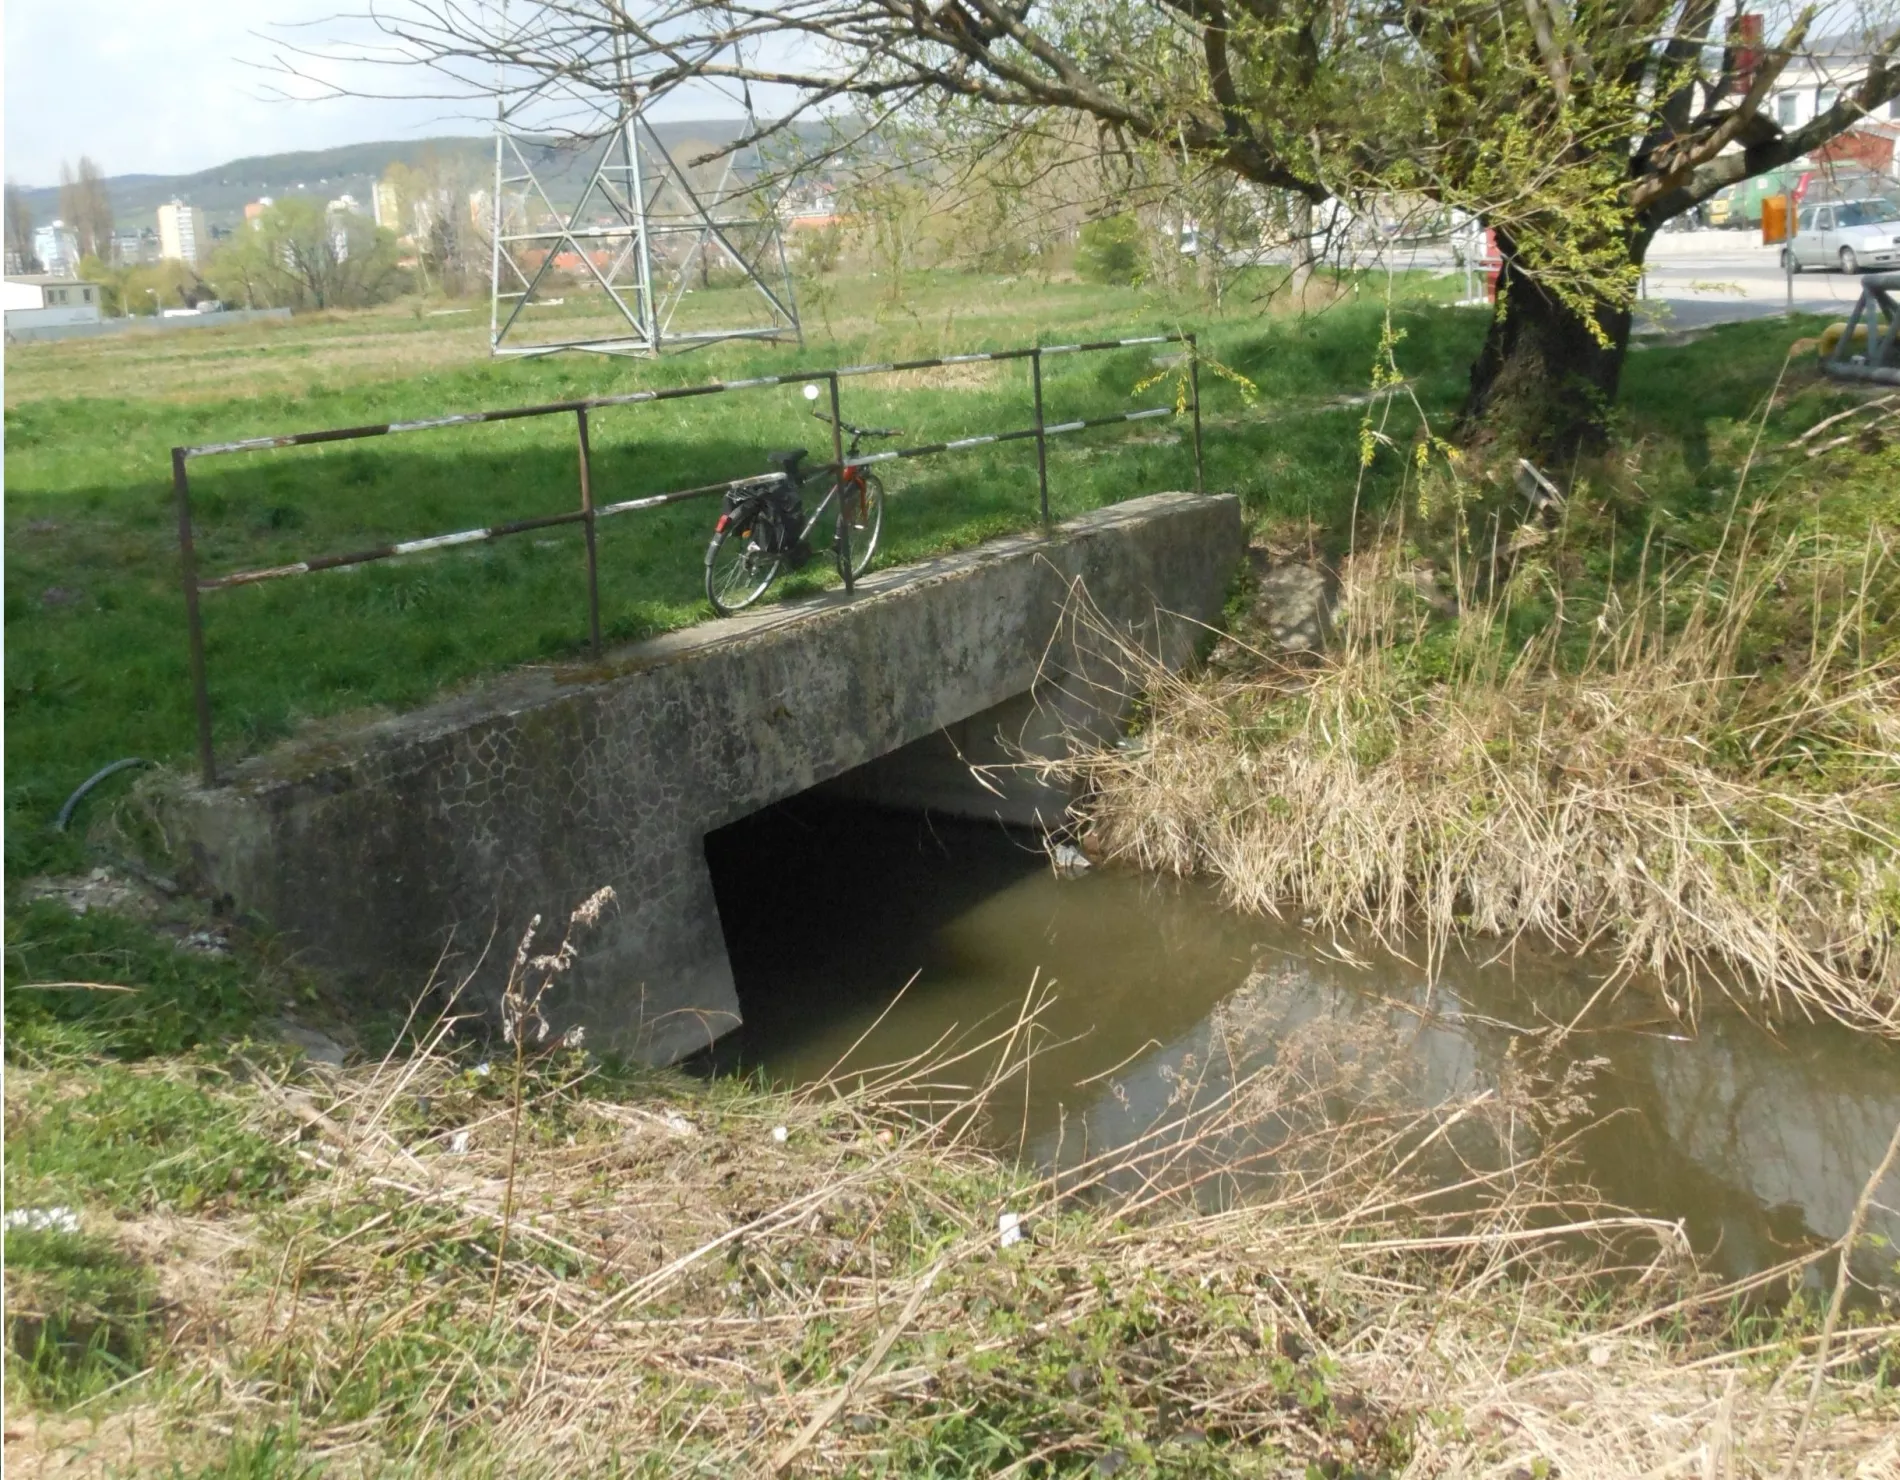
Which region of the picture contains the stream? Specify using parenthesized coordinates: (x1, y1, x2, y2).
(702, 796, 1900, 1288)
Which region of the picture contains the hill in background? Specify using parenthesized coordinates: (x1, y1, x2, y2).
(14, 121, 828, 232)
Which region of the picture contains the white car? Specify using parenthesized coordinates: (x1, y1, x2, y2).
(1782, 197, 1900, 274)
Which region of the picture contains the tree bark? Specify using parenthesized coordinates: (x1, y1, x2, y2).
(1459, 227, 1654, 461)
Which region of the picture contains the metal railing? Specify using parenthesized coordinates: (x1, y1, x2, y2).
(1824, 271, 1900, 386)
(173, 332, 1204, 785)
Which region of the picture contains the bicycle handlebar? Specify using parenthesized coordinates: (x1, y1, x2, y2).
(811, 408, 901, 439)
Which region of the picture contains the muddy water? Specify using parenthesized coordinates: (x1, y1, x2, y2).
(703, 799, 1900, 1286)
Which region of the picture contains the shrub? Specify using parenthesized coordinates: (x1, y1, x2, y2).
(1075, 214, 1141, 285)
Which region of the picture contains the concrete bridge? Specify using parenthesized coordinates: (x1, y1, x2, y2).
(171, 491, 1243, 1062)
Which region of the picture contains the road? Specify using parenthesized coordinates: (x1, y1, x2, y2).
(1287, 227, 1873, 331)
(1636, 227, 1872, 331)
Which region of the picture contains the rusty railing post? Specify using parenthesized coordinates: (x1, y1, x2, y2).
(173, 447, 217, 786)
(1186, 333, 1205, 496)
(575, 407, 602, 655)
(827, 372, 853, 593)
(1031, 347, 1050, 526)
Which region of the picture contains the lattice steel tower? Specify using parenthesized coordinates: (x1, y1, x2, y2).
(486, 15, 801, 358)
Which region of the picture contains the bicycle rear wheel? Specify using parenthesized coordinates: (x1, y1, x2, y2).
(832, 472, 885, 581)
(706, 506, 784, 616)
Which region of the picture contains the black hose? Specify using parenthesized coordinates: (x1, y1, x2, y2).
(55, 758, 151, 832)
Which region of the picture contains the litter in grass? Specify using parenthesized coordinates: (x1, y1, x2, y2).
(6, 1206, 81, 1234)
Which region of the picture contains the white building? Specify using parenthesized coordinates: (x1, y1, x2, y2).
(157, 199, 208, 266)
(323, 195, 367, 261)
(373, 179, 404, 234)
(1766, 33, 1900, 175)
(32, 220, 80, 276)
(4, 274, 103, 332)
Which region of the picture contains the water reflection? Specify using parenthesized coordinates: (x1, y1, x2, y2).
(704, 799, 1900, 1283)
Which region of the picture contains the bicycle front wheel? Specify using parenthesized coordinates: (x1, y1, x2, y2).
(832, 472, 885, 581)
(706, 506, 784, 616)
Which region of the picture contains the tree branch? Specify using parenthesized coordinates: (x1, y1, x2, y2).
(1647, 25, 1900, 220)
(1630, 8, 1814, 214)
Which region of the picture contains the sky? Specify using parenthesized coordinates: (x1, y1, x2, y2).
(3, 0, 480, 186)
(8, 0, 1874, 188)
(2, 0, 761, 187)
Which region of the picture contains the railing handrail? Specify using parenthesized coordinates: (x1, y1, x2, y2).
(174, 335, 1188, 461)
(173, 332, 1206, 785)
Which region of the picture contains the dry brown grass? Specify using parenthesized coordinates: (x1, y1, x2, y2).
(1058, 512, 1900, 1037)
(12, 971, 1899, 1478)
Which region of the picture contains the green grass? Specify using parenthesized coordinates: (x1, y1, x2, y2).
(2, 982, 306, 1414)
(4, 1224, 160, 1409)
(4, 1053, 303, 1216)
(4, 268, 1477, 879)
(7, 979, 1886, 1475)
(2, 900, 310, 1414)
(4, 899, 273, 1061)
(160, 1428, 328, 1480)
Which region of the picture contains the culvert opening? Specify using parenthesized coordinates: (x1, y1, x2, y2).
(698, 788, 1045, 1077)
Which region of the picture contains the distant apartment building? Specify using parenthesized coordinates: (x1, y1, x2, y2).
(110, 228, 160, 267)
(157, 199, 208, 266)
(373, 179, 404, 234)
(325, 195, 366, 261)
(785, 186, 841, 228)
(411, 192, 440, 245)
(32, 220, 80, 276)
(244, 197, 274, 227)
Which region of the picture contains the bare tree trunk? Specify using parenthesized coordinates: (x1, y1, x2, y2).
(4, 183, 36, 272)
(1287, 194, 1315, 300)
(1459, 227, 1650, 460)
(73, 158, 113, 263)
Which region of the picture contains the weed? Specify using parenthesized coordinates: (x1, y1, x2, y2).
(5, 1055, 304, 1217)
(4, 899, 267, 1062)
(162, 1427, 325, 1480)
(5, 1225, 159, 1409)
(1067, 318, 1900, 1035)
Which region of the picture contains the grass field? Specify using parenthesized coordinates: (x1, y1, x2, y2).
(4, 269, 1482, 877)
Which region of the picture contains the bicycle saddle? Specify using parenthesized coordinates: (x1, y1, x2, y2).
(766, 448, 809, 476)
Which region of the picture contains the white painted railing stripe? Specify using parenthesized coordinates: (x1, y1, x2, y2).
(393, 529, 488, 556)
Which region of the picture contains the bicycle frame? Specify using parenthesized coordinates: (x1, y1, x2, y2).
(790, 422, 884, 551)
(795, 454, 873, 544)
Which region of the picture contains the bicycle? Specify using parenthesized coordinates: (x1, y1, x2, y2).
(703, 385, 898, 616)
